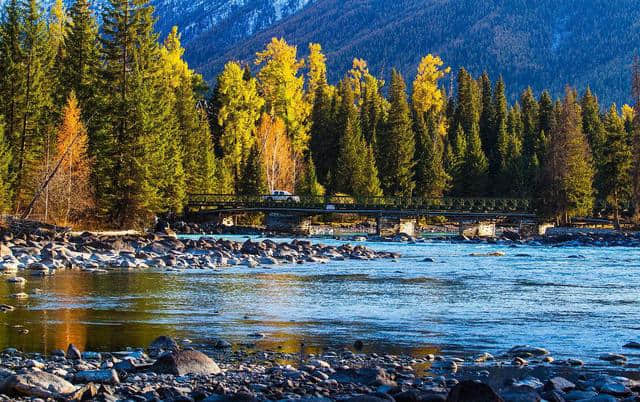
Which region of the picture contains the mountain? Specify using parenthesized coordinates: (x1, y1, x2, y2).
(186, 0, 640, 105)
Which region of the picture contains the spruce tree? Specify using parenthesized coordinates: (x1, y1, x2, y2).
(601, 104, 632, 228)
(449, 124, 467, 195)
(461, 120, 488, 196)
(479, 72, 493, 158)
(540, 88, 594, 224)
(581, 87, 606, 196)
(238, 142, 267, 196)
(63, 0, 100, 122)
(491, 77, 508, 192)
(96, 0, 176, 226)
(414, 112, 450, 198)
(295, 154, 325, 197)
(309, 79, 336, 185)
(0, 117, 12, 212)
(14, 0, 52, 210)
(380, 69, 415, 197)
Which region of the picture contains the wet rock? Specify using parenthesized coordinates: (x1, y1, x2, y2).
(500, 385, 541, 402)
(148, 335, 180, 352)
(623, 341, 640, 349)
(354, 340, 364, 350)
(507, 345, 549, 357)
(540, 390, 566, 402)
(544, 377, 575, 392)
(151, 349, 221, 376)
(203, 391, 259, 402)
(598, 353, 627, 364)
(67, 343, 82, 360)
(446, 380, 503, 401)
(474, 352, 494, 362)
(513, 377, 543, 389)
(395, 389, 447, 401)
(344, 393, 394, 402)
(332, 367, 393, 387)
(0, 371, 76, 398)
(75, 369, 120, 385)
(599, 381, 632, 397)
(565, 390, 598, 400)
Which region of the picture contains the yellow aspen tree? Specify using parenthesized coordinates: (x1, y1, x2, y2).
(256, 113, 295, 193)
(255, 38, 310, 159)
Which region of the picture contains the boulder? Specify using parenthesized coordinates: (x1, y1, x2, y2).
(544, 377, 575, 392)
(75, 369, 120, 385)
(148, 335, 179, 352)
(500, 386, 541, 402)
(67, 343, 82, 360)
(151, 350, 221, 376)
(395, 389, 447, 402)
(447, 381, 503, 402)
(0, 371, 76, 398)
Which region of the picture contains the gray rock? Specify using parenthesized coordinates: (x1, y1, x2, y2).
(75, 369, 120, 385)
(507, 345, 549, 357)
(564, 390, 598, 400)
(151, 349, 221, 376)
(67, 343, 82, 360)
(500, 385, 541, 402)
(599, 382, 631, 396)
(0, 371, 76, 398)
(544, 377, 575, 392)
(148, 335, 179, 352)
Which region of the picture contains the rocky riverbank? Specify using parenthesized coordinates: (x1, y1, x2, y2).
(0, 219, 398, 293)
(1, 336, 640, 401)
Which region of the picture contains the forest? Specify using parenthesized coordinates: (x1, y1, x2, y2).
(0, 0, 637, 228)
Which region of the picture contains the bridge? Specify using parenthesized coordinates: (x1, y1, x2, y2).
(185, 194, 541, 236)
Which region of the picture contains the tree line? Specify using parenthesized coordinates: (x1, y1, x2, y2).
(0, 0, 637, 228)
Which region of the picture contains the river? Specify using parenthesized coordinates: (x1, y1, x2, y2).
(1, 235, 639, 364)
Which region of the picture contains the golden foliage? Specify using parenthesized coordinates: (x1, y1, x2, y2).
(256, 113, 295, 192)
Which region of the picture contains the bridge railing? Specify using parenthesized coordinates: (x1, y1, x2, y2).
(187, 194, 535, 213)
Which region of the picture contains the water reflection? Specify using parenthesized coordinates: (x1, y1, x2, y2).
(0, 237, 639, 363)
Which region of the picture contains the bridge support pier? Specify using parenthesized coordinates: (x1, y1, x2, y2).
(375, 216, 416, 237)
(266, 213, 311, 235)
(459, 221, 496, 238)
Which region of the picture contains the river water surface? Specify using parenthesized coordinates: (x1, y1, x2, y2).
(1, 236, 639, 363)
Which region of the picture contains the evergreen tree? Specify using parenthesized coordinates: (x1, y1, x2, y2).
(380, 69, 415, 197)
(14, 0, 52, 210)
(48, 0, 68, 112)
(540, 88, 594, 225)
(309, 72, 336, 184)
(63, 0, 101, 122)
(491, 77, 508, 192)
(295, 154, 325, 197)
(601, 104, 632, 228)
(461, 120, 488, 196)
(479, 72, 493, 158)
(238, 142, 267, 196)
(0, 117, 12, 212)
(0, 0, 25, 195)
(581, 87, 606, 196)
(96, 0, 175, 226)
(449, 124, 467, 195)
(519, 87, 540, 193)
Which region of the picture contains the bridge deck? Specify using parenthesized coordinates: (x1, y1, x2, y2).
(186, 194, 538, 219)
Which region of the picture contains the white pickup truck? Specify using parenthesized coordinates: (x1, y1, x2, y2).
(262, 190, 300, 203)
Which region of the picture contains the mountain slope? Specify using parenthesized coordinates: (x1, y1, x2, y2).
(188, 0, 640, 104)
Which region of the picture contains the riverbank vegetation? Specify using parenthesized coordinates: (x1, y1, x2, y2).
(0, 0, 637, 228)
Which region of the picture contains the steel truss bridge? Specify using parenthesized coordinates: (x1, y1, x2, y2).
(185, 194, 539, 219)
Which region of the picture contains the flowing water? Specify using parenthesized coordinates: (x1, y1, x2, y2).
(1, 236, 639, 363)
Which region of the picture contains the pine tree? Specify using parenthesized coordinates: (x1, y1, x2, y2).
(601, 104, 632, 228)
(380, 69, 415, 197)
